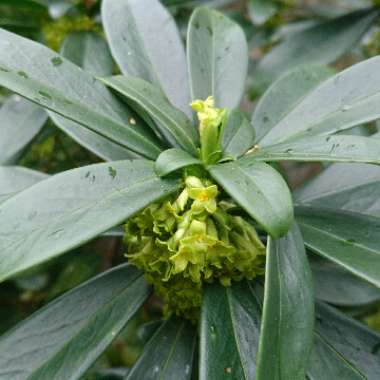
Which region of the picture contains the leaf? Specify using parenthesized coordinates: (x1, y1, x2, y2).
(208, 157, 293, 237)
(187, 7, 248, 108)
(252, 135, 380, 164)
(295, 162, 380, 218)
(155, 148, 201, 177)
(251, 8, 380, 93)
(248, 0, 277, 26)
(296, 206, 380, 288)
(0, 264, 150, 380)
(222, 109, 255, 160)
(0, 3, 44, 30)
(311, 258, 380, 307)
(0, 160, 180, 283)
(61, 32, 113, 77)
(307, 333, 366, 380)
(199, 281, 261, 380)
(260, 56, 380, 147)
(252, 65, 334, 142)
(314, 302, 380, 379)
(102, 0, 190, 116)
(47, 252, 102, 301)
(256, 223, 314, 380)
(100, 75, 199, 155)
(49, 31, 136, 161)
(0, 166, 47, 203)
(0, 95, 47, 164)
(126, 316, 196, 380)
(0, 28, 162, 159)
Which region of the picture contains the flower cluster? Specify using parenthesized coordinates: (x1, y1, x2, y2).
(124, 176, 266, 320)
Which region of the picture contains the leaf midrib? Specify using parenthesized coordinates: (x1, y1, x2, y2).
(108, 78, 196, 152)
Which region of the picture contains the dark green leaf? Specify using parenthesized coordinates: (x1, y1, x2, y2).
(200, 281, 261, 380)
(257, 224, 314, 380)
(315, 302, 380, 379)
(295, 163, 380, 218)
(0, 3, 44, 30)
(100, 75, 198, 155)
(260, 56, 380, 146)
(0, 0, 45, 8)
(222, 109, 255, 159)
(47, 252, 102, 300)
(0, 166, 47, 203)
(307, 333, 366, 380)
(126, 316, 196, 380)
(311, 258, 380, 307)
(252, 135, 380, 164)
(251, 8, 380, 93)
(296, 206, 380, 288)
(0, 95, 47, 164)
(252, 65, 334, 142)
(0, 264, 150, 380)
(0, 28, 162, 159)
(50, 31, 136, 161)
(187, 7, 248, 108)
(102, 0, 190, 116)
(208, 157, 293, 237)
(0, 160, 180, 283)
(155, 148, 201, 177)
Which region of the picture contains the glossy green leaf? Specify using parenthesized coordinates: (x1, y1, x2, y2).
(257, 224, 314, 380)
(261, 56, 380, 146)
(311, 258, 380, 307)
(102, 0, 190, 116)
(0, 166, 47, 203)
(222, 109, 255, 160)
(49, 31, 136, 161)
(295, 163, 380, 217)
(0, 264, 150, 380)
(208, 157, 293, 237)
(315, 302, 380, 379)
(187, 7, 248, 108)
(307, 333, 366, 380)
(155, 148, 201, 177)
(0, 28, 162, 159)
(126, 316, 196, 380)
(0, 160, 180, 283)
(252, 135, 380, 164)
(296, 206, 380, 288)
(251, 8, 380, 93)
(100, 75, 198, 155)
(200, 281, 261, 380)
(248, 0, 277, 25)
(252, 65, 334, 142)
(0, 95, 47, 164)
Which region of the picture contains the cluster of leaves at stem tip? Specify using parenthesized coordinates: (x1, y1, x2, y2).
(125, 97, 266, 320)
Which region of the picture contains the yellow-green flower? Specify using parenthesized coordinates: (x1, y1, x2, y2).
(191, 96, 228, 164)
